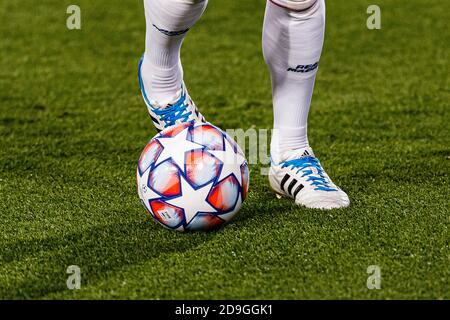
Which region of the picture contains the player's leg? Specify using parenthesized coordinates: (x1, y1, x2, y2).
(139, 0, 207, 131)
(263, 0, 349, 209)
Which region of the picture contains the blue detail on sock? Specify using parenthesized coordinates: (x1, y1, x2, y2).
(138, 56, 151, 107)
(281, 156, 338, 192)
(138, 55, 192, 127)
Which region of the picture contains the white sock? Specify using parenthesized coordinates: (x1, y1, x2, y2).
(263, 0, 325, 162)
(142, 0, 208, 105)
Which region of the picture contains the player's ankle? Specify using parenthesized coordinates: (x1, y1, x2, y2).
(140, 56, 183, 106)
(270, 127, 310, 164)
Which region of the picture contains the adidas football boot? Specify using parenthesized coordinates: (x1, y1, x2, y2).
(138, 56, 206, 132)
(269, 147, 350, 210)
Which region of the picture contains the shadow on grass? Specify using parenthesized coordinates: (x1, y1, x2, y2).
(0, 219, 218, 299)
(0, 181, 344, 299)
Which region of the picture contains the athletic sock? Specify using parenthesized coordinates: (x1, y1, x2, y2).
(262, 0, 325, 163)
(142, 0, 208, 106)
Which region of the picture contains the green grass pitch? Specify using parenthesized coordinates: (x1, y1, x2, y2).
(0, 0, 448, 299)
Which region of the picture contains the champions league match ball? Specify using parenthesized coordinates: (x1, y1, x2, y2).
(137, 122, 250, 232)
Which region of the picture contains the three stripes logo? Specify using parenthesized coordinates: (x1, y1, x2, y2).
(280, 174, 304, 198)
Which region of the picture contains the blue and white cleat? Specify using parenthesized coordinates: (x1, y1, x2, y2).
(138, 56, 206, 132)
(269, 147, 350, 210)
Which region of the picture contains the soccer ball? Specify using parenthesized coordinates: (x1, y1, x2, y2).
(137, 122, 249, 232)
